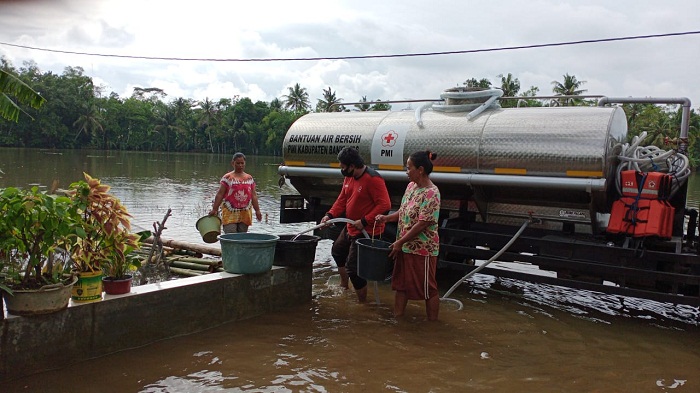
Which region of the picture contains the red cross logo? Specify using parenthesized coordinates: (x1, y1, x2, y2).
(382, 130, 398, 147)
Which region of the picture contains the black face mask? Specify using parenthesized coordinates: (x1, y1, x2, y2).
(341, 167, 354, 177)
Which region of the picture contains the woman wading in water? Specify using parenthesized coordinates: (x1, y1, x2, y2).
(209, 152, 263, 233)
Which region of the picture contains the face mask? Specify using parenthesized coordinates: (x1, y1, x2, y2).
(341, 167, 354, 177)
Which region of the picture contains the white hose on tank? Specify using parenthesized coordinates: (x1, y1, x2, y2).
(432, 88, 503, 119)
(614, 131, 691, 198)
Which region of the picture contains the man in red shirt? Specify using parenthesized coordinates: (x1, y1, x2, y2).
(321, 147, 392, 302)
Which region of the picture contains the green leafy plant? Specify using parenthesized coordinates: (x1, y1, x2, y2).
(0, 186, 79, 291)
(68, 173, 143, 279)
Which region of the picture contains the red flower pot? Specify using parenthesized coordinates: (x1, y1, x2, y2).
(102, 275, 133, 295)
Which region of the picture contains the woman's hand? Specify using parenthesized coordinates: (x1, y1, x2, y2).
(255, 210, 263, 222)
(375, 214, 386, 223)
(388, 238, 403, 259)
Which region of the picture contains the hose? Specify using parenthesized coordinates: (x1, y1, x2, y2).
(440, 220, 530, 310)
(291, 218, 369, 240)
(414, 102, 433, 128)
(292, 218, 380, 304)
(432, 88, 503, 119)
(614, 131, 691, 198)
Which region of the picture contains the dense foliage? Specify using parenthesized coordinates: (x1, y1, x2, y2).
(1, 59, 699, 165)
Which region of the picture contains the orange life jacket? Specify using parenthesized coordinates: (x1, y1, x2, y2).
(608, 171, 674, 238)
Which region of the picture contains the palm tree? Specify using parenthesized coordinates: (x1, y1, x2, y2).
(73, 102, 104, 147)
(269, 98, 284, 111)
(551, 73, 587, 106)
(153, 103, 186, 151)
(198, 97, 218, 153)
(283, 83, 310, 113)
(498, 73, 520, 108)
(354, 96, 371, 112)
(316, 86, 344, 112)
(0, 69, 46, 122)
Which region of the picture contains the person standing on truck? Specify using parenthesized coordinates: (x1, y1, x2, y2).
(320, 147, 391, 303)
(209, 152, 263, 233)
(375, 150, 441, 321)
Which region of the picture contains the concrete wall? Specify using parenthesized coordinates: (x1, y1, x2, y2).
(0, 266, 311, 382)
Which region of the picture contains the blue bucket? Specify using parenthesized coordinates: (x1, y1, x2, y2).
(218, 233, 279, 274)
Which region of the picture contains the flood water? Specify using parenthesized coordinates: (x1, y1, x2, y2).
(1, 148, 700, 392)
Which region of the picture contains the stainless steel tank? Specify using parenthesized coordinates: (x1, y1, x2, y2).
(279, 106, 628, 232)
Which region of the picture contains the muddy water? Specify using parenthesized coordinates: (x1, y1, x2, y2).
(3, 257, 699, 392)
(1, 149, 700, 391)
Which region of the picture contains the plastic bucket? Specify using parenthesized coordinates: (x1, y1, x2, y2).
(218, 233, 279, 274)
(71, 270, 103, 302)
(274, 235, 320, 267)
(196, 215, 222, 243)
(356, 238, 392, 281)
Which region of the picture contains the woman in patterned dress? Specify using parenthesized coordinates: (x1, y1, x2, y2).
(209, 152, 263, 233)
(375, 150, 441, 320)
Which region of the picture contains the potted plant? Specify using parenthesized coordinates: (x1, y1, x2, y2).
(67, 173, 143, 298)
(100, 230, 147, 295)
(0, 186, 80, 315)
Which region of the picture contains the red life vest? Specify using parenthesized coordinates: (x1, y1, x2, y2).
(608, 171, 674, 238)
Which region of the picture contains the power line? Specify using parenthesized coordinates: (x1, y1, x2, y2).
(1, 31, 698, 63)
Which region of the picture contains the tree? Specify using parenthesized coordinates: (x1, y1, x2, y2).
(518, 86, 544, 107)
(354, 96, 371, 112)
(0, 68, 46, 122)
(261, 110, 297, 155)
(153, 102, 185, 152)
(498, 73, 520, 108)
(463, 78, 492, 89)
(197, 97, 218, 153)
(269, 98, 283, 111)
(316, 86, 344, 112)
(551, 73, 587, 106)
(73, 102, 104, 147)
(370, 100, 391, 111)
(283, 83, 310, 113)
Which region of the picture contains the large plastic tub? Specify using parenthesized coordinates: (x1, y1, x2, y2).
(218, 233, 279, 274)
(274, 235, 320, 267)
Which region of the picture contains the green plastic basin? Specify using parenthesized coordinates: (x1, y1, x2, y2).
(218, 233, 279, 274)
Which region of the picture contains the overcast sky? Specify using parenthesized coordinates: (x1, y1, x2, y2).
(1, 0, 699, 110)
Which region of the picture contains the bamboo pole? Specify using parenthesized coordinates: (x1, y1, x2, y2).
(168, 267, 205, 277)
(168, 260, 213, 272)
(144, 237, 221, 257)
(169, 256, 221, 266)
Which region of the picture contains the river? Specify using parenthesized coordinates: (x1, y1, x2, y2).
(1, 148, 699, 392)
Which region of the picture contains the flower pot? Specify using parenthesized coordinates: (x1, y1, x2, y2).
(102, 275, 133, 295)
(72, 270, 103, 302)
(2, 276, 78, 316)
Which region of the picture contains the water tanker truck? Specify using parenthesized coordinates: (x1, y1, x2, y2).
(278, 88, 700, 306)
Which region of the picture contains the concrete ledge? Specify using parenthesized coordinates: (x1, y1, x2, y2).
(0, 266, 311, 382)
